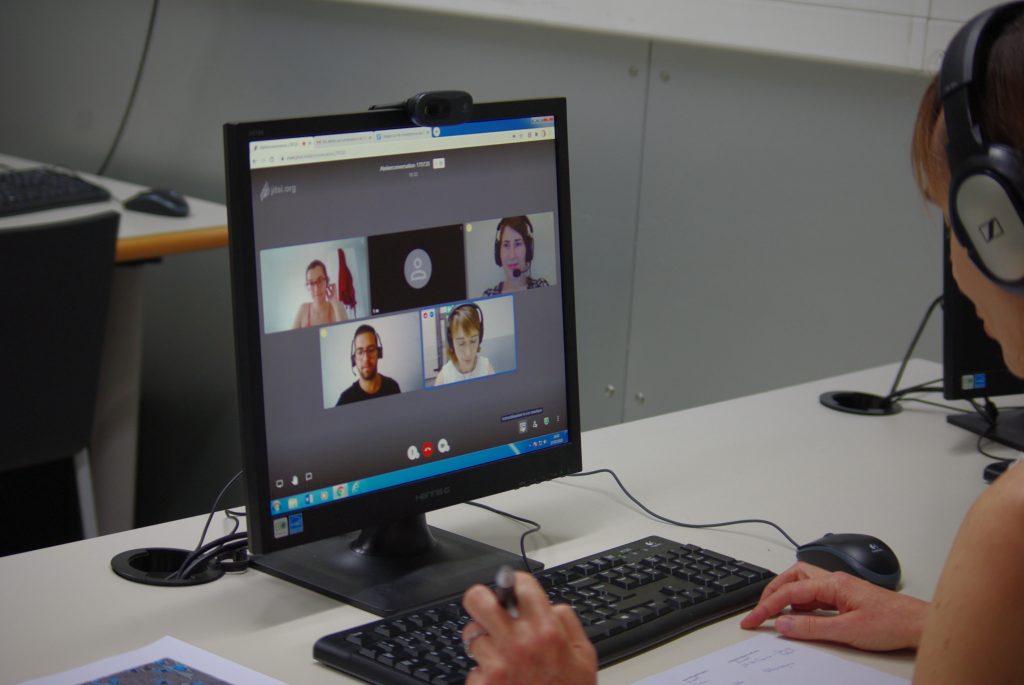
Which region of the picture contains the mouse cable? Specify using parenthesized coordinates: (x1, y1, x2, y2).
(466, 501, 541, 572)
(95, 0, 160, 177)
(169, 471, 247, 577)
(976, 434, 1018, 463)
(567, 468, 801, 549)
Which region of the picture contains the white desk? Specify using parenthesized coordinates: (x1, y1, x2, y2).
(0, 360, 994, 684)
(1, 154, 228, 535)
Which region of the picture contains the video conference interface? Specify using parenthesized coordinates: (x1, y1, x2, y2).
(248, 118, 570, 533)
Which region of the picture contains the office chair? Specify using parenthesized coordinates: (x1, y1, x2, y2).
(0, 211, 119, 552)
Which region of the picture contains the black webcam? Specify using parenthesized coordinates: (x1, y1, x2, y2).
(370, 91, 473, 127)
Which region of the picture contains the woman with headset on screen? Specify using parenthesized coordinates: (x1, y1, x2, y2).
(459, 5, 1024, 683)
(484, 216, 550, 296)
(292, 259, 348, 329)
(434, 303, 496, 386)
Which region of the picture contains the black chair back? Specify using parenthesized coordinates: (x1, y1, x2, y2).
(0, 211, 119, 471)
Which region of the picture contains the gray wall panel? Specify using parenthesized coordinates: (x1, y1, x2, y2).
(0, 0, 150, 172)
(625, 43, 940, 420)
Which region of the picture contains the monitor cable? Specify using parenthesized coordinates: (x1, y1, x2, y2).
(111, 468, 248, 586)
(467, 501, 541, 572)
(95, 0, 160, 176)
(820, 294, 943, 416)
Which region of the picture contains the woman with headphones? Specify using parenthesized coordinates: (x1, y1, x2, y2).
(434, 303, 496, 385)
(484, 216, 550, 296)
(460, 5, 1024, 683)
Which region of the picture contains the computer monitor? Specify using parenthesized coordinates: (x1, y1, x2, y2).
(223, 98, 581, 616)
(943, 226, 1024, 449)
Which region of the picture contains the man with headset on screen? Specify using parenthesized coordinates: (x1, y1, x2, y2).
(459, 5, 1024, 683)
(336, 324, 401, 405)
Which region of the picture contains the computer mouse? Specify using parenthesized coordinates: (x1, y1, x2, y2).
(796, 532, 901, 590)
(123, 188, 189, 217)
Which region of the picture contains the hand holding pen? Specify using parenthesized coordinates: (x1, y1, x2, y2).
(461, 567, 598, 685)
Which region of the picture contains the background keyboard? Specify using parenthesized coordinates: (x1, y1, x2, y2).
(314, 536, 775, 685)
(0, 167, 111, 217)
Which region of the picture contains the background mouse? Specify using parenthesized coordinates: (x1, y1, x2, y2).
(123, 188, 190, 217)
(796, 532, 901, 590)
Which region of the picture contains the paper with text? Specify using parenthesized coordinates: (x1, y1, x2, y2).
(632, 634, 908, 685)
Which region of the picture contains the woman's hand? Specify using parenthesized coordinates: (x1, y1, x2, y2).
(740, 562, 927, 651)
(461, 571, 597, 685)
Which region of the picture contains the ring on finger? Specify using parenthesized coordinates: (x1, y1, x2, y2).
(462, 626, 488, 655)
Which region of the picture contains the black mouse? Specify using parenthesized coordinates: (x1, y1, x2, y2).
(123, 188, 189, 217)
(796, 533, 901, 589)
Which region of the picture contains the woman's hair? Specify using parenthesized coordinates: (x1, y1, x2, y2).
(912, 12, 1024, 203)
(305, 259, 328, 280)
(495, 216, 535, 267)
(446, 304, 483, 364)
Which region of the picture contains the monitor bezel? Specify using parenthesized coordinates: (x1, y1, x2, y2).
(224, 98, 582, 557)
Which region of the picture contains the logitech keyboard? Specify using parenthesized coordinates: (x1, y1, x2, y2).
(0, 167, 111, 217)
(314, 535, 775, 684)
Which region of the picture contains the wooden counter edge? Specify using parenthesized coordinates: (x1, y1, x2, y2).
(116, 225, 228, 263)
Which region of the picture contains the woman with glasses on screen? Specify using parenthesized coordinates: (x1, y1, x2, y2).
(460, 6, 1024, 684)
(292, 259, 348, 329)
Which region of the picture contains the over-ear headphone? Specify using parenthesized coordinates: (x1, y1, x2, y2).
(493, 216, 534, 268)
(350, 324, 383, 367)
(446, 303, 484, 355)
(940, 2, 1024, 291)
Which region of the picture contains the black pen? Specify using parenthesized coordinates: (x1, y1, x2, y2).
(494, 565, 519, 618)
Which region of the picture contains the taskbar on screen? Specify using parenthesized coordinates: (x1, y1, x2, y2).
(268, 429, 569, 519)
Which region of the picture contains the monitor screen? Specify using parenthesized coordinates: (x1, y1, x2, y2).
(223, 99, 581, 614)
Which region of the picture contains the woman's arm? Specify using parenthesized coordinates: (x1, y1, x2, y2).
(914, 461, 1024, 684)
(331, 300, 348, 322)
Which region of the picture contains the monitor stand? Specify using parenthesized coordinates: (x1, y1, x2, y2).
(251, 513, 542, 616)
(947, 406, 1024, 452)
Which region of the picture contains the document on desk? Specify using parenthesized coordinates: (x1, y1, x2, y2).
(18, 635, 288, 685)
(632, 634, 908, 685)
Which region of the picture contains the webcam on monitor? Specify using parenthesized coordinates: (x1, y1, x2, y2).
(370, 90, 473, 127)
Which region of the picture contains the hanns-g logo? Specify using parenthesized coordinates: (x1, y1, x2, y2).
(414, 486, 451, 502)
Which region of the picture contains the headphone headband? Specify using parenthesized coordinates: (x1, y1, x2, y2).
(939, 3, 1024, 291)
(350, 325, 383, 368)
(445, 302, 484, 355)
(494, 216, 534, 268)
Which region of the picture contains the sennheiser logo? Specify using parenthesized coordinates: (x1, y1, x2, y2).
(259, 180, 297, 202)
(977, 216, 1005, 243)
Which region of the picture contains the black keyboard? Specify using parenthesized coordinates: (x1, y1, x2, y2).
(0, 167, 111, 217)
(314, 536, 775, 684)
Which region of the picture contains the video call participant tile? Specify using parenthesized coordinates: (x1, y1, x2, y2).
(368, 224, 466, 315)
